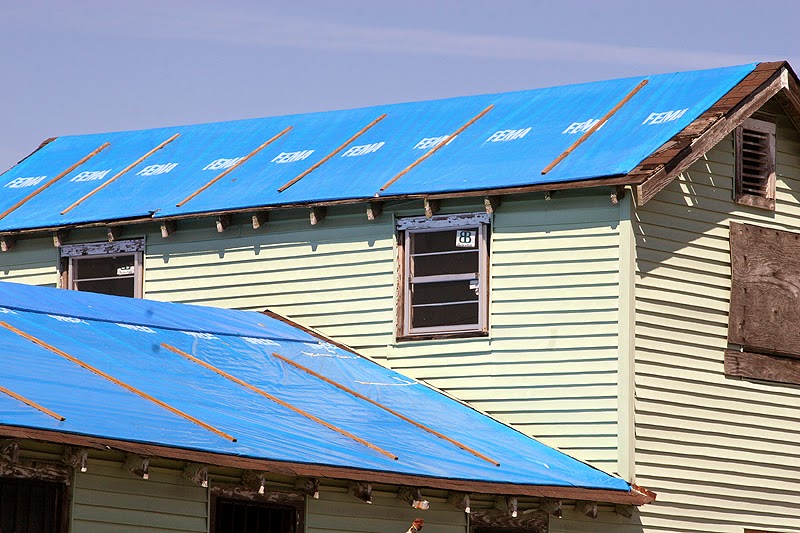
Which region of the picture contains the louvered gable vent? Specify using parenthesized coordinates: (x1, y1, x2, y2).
(735, 117, 776, 210)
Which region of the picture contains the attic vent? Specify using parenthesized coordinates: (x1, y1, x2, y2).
(734, 117, 776, 210)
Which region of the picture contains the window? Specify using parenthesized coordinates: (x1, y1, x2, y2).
(734, 117, 776, 210)
(0, 477, 66, 533)
(212, 499, 297, 533)
(60, 239, 144, 298)
(398, 213, 489, 338)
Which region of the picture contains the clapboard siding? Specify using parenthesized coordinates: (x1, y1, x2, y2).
(0, 235, 58, 286)
(307, 488, 465, 533)
(633, 100, 800, 532)
(72, 460, 208, 533)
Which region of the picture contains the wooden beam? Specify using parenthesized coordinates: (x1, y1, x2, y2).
(610, 185, 626, 205)
(0, 440, 19, 463)
(484, 196, 501, 214)
(494, 495, 518, 517)
(160, 221, 176, 239)
(615, 504, 634, 519)
(349, 481, 372, 504)
(725, 349, 800, 386)
(53, 230, 69, 248)
(366, 201, 383, 221)
(424, 199, 440, 218)
(309, 206, 326, 226)
(215, 214, 231, 233)
(539, 497, 562, 518)
(294, 476, 319, 499)
(183, 463, 209, 487)
(579, 500, 598, 519)
(252, 211, 269, 230)
(636, 68, 789, 205)
(470, 509, 547, 532)
(123, 454, 150, 479)
(0, 235, 15, 252)
(447, 491, 470, 513)
(62, 447, 88, 473)
(543, 191, 552, 201)
(106, 226, 122, 242)
(398, 486, 429, 510)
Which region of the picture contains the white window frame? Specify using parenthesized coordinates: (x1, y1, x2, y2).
(398, 213, 489, 338)
(60, 239, 144, 298)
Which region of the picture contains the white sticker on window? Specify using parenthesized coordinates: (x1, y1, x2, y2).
(455, 229, 477, 248)
(116, 266, 134, 276)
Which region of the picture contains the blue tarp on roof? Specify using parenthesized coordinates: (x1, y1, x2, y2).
(0, 281, 629, 491)
(0, 64, 756, 231)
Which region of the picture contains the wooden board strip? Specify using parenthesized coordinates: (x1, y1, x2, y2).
(380, 105, 493, 192)
(270, 351, 500, 466)
(0, 321, 235, 442)
(160, 343, 398, 461)
(177, 126, 292, 207)
(541, 79, 649, 174)
(278, 114, 387, 193)
(0, 142, 111, 221)
(60, 133, 180, 215)
(0, 384, 65, 421)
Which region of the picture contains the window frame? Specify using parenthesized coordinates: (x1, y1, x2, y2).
(397, 213, 490, 340)
(734, 116, 776, 210)
(59, 239, 144, 298)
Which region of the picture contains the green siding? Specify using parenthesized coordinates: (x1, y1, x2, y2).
(307, 488, 465, 533)
(633, 101, 800, 532)
(72, 460, 208, 533)
(0, 235, 59, 286)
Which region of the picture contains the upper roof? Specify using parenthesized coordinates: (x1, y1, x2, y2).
(1, 62, 787, 233)
(0, 281, 649, 504)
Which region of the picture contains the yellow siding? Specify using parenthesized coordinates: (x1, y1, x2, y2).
(72, 460, 208, 532)
(633, 103, 800, 532)
(0, 235, 58, 286)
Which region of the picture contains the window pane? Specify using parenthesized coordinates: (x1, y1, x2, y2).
(412, 250, 478, 277)
(214, 499, 295, 533)
(75, 278, 135, 298)
(412, 279, 478, 305)
(412, 302, 479, 328)
(411, 228, 478, 254)
(73, 255, 135, 280)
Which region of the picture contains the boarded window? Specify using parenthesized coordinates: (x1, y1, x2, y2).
(397, 213, 489, 339)
(726, 222, 800, 385)
(734, 117, 776, 210)
(213, 499, 296, 533)
(60, 239, 144, 298)
(0, 477, 65, 533)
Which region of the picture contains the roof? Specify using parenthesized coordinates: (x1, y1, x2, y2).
(0, 281, 649, 504)
(1, 62, 789, 234)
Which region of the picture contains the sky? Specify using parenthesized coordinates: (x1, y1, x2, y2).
(1, 0, 798, 173)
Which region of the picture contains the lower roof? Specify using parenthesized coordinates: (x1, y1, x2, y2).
(0, 282, 648, 504)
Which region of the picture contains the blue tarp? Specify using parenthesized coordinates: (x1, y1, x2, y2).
(0, 281, 629, 491)
(0, 64, 756, 231)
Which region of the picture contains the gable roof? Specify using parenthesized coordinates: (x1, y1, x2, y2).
(1, 62, 789, 234)
(0, 281, 650, 504)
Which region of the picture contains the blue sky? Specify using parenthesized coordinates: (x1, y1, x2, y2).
(1, 0, 798, 172)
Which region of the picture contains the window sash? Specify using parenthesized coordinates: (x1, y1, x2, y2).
(67, 250, 143, 298)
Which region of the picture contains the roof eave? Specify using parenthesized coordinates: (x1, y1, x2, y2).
(0, 424, 654, 506)
(632, 60, 800, 205)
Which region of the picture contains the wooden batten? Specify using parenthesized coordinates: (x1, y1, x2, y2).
(215, 214, 232, 233)
(424, 199, 440, 218)
(52, 230, 69, 248)
(309, 207, 327, 226)
(366, 201, 383, 221)
(0, 235, 15, 252)
(252, 211, 269, 230)
(160, 221, 176, 239)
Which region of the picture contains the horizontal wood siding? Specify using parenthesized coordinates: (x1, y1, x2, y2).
(633, 102, 800, 532)
(388, 192, 622, 472)
(72, 460, 208, 532)
(307, 487, 466, 533)
(0, 235, 58, 287)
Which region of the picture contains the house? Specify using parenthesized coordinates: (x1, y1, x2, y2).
(0, 282, 647, 533)
(1, 60, 798, 532)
